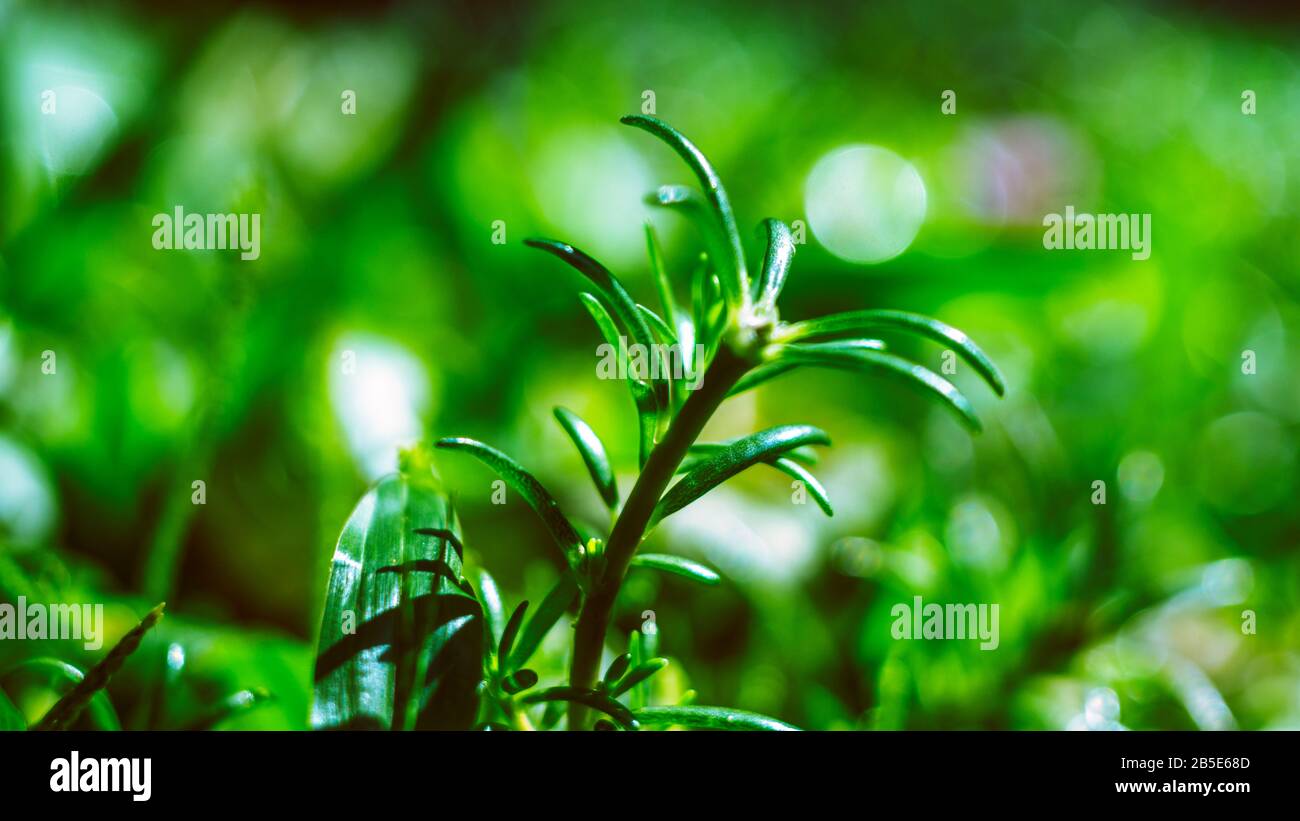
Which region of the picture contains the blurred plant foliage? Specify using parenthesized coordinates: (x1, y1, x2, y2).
(1, 0, 1298, 730)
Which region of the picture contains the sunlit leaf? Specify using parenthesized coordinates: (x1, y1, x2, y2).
(631, 553, 721, 585)
(754, 218, 795, 317)
(778, 310, 1006, 396)
(621, 114, 748, 311)
(312, 466, 483, 730)
(780, 344, 982, 431)
(525, 237, 669, 415)
(497, 600, 528, 671)
(651, 425, 832, 524)
(436, 437, 585, 572)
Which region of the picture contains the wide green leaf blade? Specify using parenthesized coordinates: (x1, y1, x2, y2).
(781, 344, 982, 431)
(778, 309, 1006, 396)
(312, 463, 484, 730)
(621, 115, 748, 312)
(436, 437, 585, 572)
(630, 553, 721, 586)
(553, 407, 619, 511)
(506, 574, 579, 672)
(0, 658, 121, 731)
(754, 218, 795, 316)
(635, 704, 799, 731)
(651, 425, 831, 525)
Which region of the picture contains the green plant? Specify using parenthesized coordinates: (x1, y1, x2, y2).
(310, 114, 1005, 730)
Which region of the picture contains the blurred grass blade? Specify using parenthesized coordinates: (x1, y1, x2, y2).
(436, 437, 585, 572)
(1, 658, 121, 730)
(521, 686, 638, 729)
(621, 114, 748, 311)
(634, 705, 798, 730)
(651, 425, 831, 525)
(755, 218, 795, 316)
(609, 657, 669, 698)
(183, 687, 273, 730)
(579, 292, 660, 468)
(553, 407, 619, 511)
(644, 222, 676, 324)
(779, 310, 1006, 396)
(497, 600, 528, 671)
(781, 344, 982, 431)
(525, 237, 669, 415)
(0, 688, 24, 730)
(766, 457, 833, 517)
(312, 465, 483, 730)
(631, 553, 721, 585)
(507, 574, 579, 672)
(32, 603, 164, 731)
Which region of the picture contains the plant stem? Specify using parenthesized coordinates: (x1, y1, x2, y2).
(567, 345, 749, 728)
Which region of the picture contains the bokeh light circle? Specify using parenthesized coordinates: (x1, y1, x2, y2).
(804, 144, 927, 264)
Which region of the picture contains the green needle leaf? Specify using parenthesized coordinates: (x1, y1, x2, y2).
(651, 424, 832, 525)
(507, 574, 579, 672)
(501, 669, 539, 695)
(631, 553, 722, 585)
(766, 457, 833, 517)
(755, 218, 795, 316)
(638, 303, 678, 347)
(621, 114, 748, 313)
(602, 653, 632, 686)
(578, 294, 659, 466)
(436, 437, 585, 572)
(644, 222, 676, 324)
(553, 407, 619, 511)
(521, 686, 639, 730)
(476, 567, 505, 647)
(779, 309, 1006, 396)
(32, 603, 164, 731)
(526, 237, 669, 415)
(609, 657, 669, 698)
(634, 705, 799, 731)
(781, 344, 983, 431)
(646, 185, 735, 305)
(497, 600, 528, 671)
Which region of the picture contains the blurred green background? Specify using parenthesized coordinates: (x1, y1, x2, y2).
(1, 0, 1297, 729)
